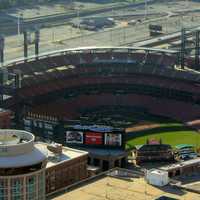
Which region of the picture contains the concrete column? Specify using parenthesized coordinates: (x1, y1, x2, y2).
(109, 160, 115, 169)
(7, 177, 11, 200)
(119, 159, 122, 168)
(23, 176, 26, 200)
(36, 174, 39, 200)
(99, 159, 103, 171)
(90, 157, 94, 166)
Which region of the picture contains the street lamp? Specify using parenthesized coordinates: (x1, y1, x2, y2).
(17, 13, 23, 36)
(145, 0, 148, 19)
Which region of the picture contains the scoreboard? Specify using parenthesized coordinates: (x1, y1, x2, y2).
(22, 116, 125, 150)
(65, 125, 125, 149)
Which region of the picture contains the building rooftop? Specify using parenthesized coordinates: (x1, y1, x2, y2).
(148, 169, 168, 175)
(160, 158, 200, 171)
(0, 130, 47, 168)
(35, 143, 88, 168)
(50, 169, 200, 200)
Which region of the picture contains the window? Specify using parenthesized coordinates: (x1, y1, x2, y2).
(44, 123, 53, 130)
(24, 119, 31, 126)
(38, 122, 43, 128)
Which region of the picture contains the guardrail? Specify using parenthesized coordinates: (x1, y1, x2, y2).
(3, 46, 178, 68)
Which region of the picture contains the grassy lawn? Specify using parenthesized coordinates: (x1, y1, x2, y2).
(126, 122, 200, 150)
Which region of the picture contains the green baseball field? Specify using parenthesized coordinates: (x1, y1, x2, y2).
(126, 116, 200, 150)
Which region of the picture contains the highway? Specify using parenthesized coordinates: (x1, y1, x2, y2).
(2, 0, 200, 62)
(0, 0, 156, 36)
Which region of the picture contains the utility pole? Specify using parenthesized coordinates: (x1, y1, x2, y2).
(186, 0, 189, 9)
(23, 30, 28, 59)
(17, 13, 23, 36)
(0, 35, 5, 66)
(195, 30, 200, 68)
(35, 27, 40, 59)
(180, 28, 186, 69)
(145, 0, 148, 19)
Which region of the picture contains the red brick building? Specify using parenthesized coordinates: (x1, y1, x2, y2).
(36, 143, 88, 195)
(0, 108, 11, 128)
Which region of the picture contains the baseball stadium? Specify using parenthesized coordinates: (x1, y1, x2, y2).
(2, 43, 200, 151)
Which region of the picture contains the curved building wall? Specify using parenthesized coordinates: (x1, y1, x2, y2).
(0, 130, 47, 200)
(0, 169, 45, 200)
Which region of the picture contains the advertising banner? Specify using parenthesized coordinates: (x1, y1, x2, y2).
(66, 131, 83, 144)
(85, 132, 103, 145)
(105, 133, 122, 146)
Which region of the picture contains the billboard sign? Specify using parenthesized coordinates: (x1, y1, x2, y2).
(105, 133, 122, 146)
(66, 131, 83, 144)
(85, 132, 103, 145)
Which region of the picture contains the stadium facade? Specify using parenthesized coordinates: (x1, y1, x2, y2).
(2, 46, 200, 171)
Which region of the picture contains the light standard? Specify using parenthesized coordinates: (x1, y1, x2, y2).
(145, 0, 148, 19)
(17, 13, 23, 36)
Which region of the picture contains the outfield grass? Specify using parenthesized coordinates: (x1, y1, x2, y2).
(126, 122, 200, 150)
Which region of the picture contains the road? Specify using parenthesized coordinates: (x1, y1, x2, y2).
(4, 13, 200, 62)
(0, 0, 157, 36)
(2, 0, 200, 62)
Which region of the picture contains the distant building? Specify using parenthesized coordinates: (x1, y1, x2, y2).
(174, 144, 197, 160)
(135, 143, 174, 164)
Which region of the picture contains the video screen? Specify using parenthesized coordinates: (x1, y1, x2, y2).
(66, 131, 83, 144)
(85, 132, 103, 145)
(105, 133, 122, 146)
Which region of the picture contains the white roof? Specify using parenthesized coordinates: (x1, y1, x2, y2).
(35, 143, 88, 168)
(0, 146, 47, 168)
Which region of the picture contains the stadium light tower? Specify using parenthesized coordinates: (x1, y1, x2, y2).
(186, 0, 189, 9)
(0, 35, 5, 66)
(34, 27, 40, 59)
(195, 30, 200, 68)
(77, 6, 82, 46)
(145, 0, 148, 19)
(23, 30, 28, 58)
(17, 13, 23, 36)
